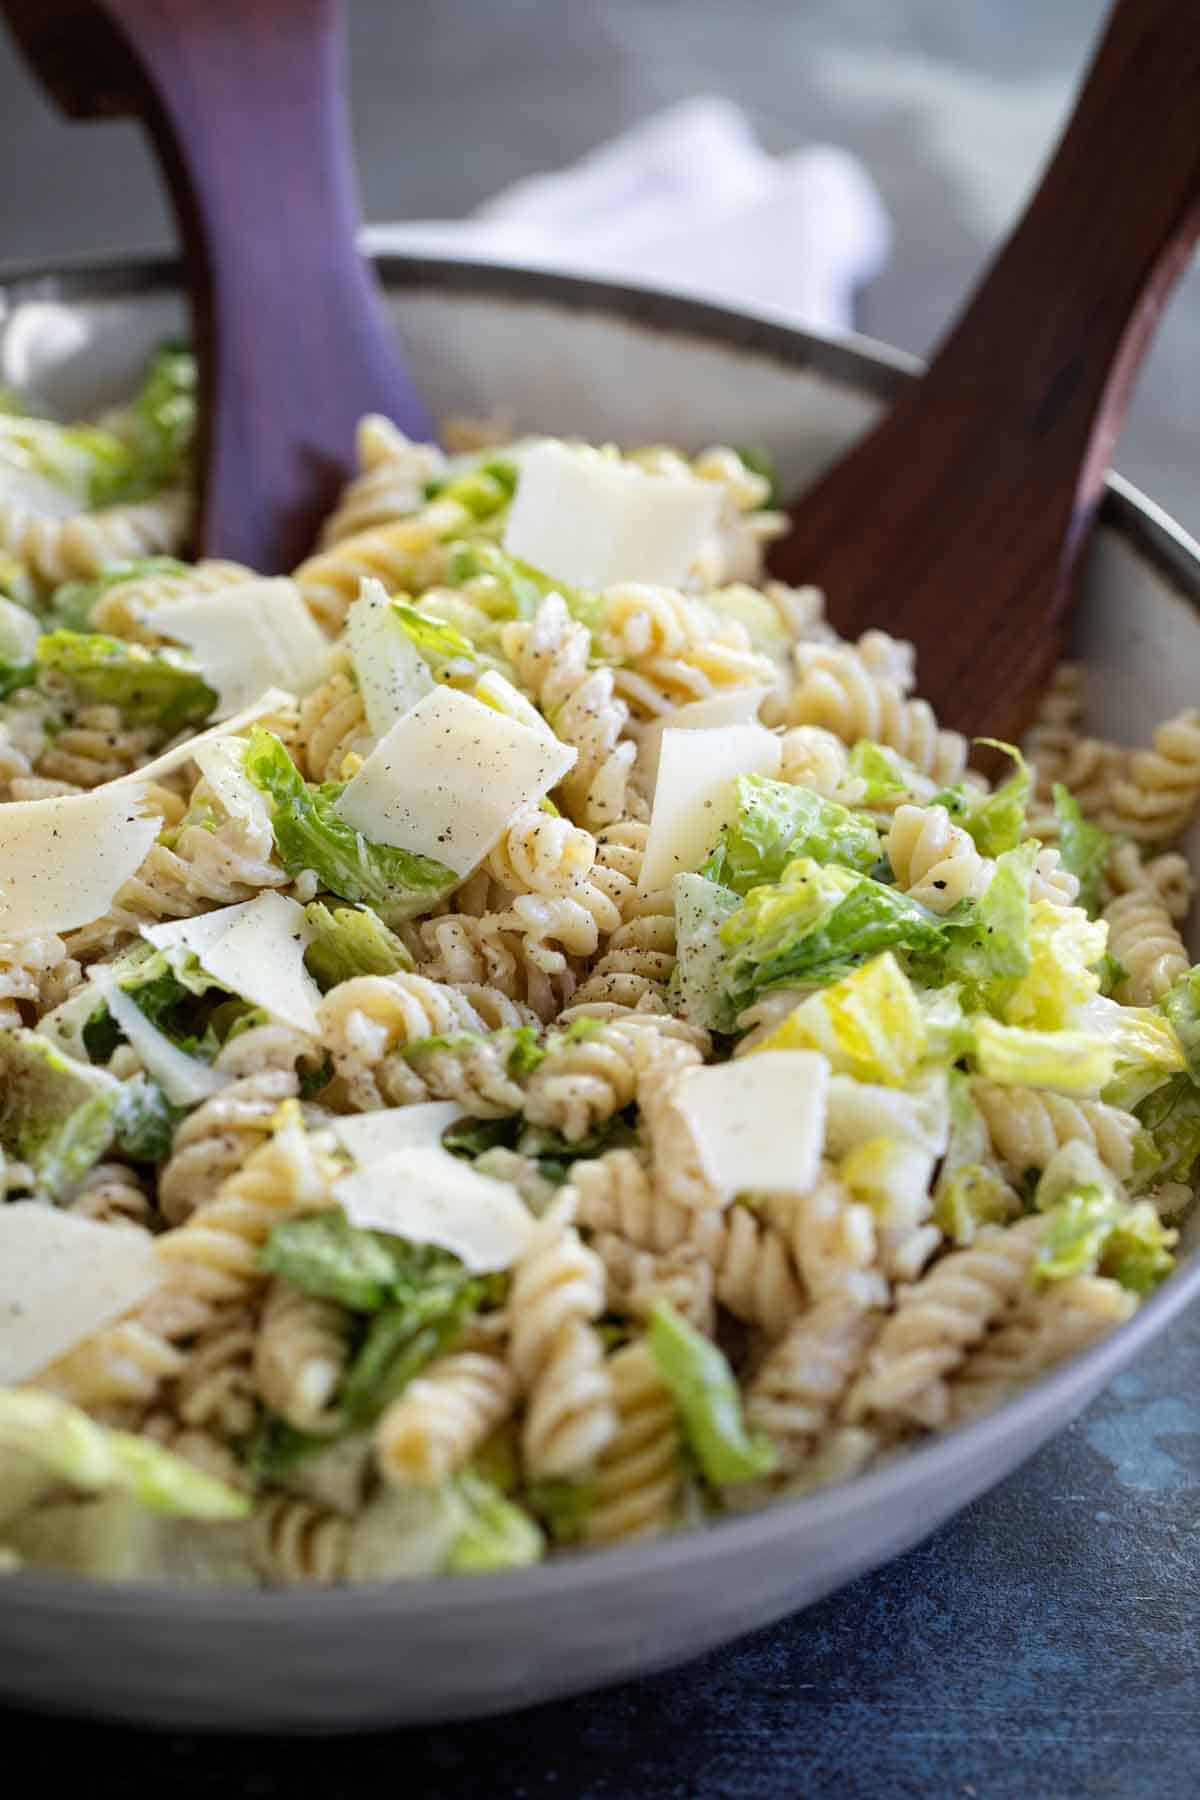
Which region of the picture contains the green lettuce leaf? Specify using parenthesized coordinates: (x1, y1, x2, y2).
(702, 774, 880, 893)
(0, 412, 137, 509)
(445, 542, 601, 632)
(124, 342, 195, 493)
(647, 1302, 775, 1486)
(672, 872, 740, 1032)
(752, 951, 926, 1086)
(932, 1072, 1020, 1243)
(1052, 784, 1110, 917)
(1160, 966, 1200, 1086)
(971, 1017, 1115, 1095)
(261, 1208, 472, 1314)
(340, 1286, 482, 1426)
(931, 742, 1029, 857)
(0, 1389, 248, 1523)
(243, 728, 455, 925)
(525, 1476, 597, 1545)
(1135, 1073, 1200, 1186)
(0, 1029, 119, 1196)
(1001, 899, 1106, 1033)
(391, 599, 478, 673)
(35, 630, 216, 730)
(447, 1472, 544, 1573)
(720, 857, 945, 1012)
(732, 445, 781, 507)
(937, 842, 1035, 1011)
(302, 901, 414, 990)
(0, 660, 34, 700)
(1035, 1187, 1175, 1293)
(46, 558, 189, 632)
(425, 459, 516, 517)
(112, 1073, 177, 1163)
(846, 741, 930, 807)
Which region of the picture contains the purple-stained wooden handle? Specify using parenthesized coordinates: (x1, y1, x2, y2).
(1, 0, 435, 572)
(772, 0, 1200, 743)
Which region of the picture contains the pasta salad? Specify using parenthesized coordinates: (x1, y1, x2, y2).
(0, 354, 1194, 1587)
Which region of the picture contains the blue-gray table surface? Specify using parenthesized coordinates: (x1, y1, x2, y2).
(0, 1, 1197, 1790)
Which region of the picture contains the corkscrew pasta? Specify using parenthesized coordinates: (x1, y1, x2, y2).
(0, 377, 1191, 1588)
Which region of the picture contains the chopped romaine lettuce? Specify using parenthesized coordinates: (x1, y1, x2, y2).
(931, 742, 1029, 857)
(1001, 900, 1106, 1032)
(932, 1072, 1019, 1243)
(1135, 1074, 1200, 1186)
(446, 541, 598, 630)
(647, 1302, 775, 1486)
(3, 1494, 255, 1585)
(1052, 784, 1110, 916)
(447, 1472, 544, 1573)
(35, 630, 216, 730)
(123, 343, 195, 493)
(1034, 1179, 1175, 1293)
(243, 728, 455, 924)
(754, 952, 926, 1086)
(339, 1286, 482, 1426)
(846, 741, 932, 807)
(731, 446, 781, 507)
(302, 901, 413, 990)
(0, 1029, 118, 1196)
(917, 984, 971, 1062)
(46, 558, 189, 632)
(112, 1074, 177, 1163)
(0, 659, 35, 700)
(525, 1476, 597, 1545)
(672, 872, 740, 1032)
(937, 843, 1034, 1011)
(0, 412, 137, 508)
(702, 774, 880, 893)
(0, 1389, 248, 1522)
(261, 1209, 472, 1314)
(721, 857, 945, 1012)
(391, 599, 478, 674)
(972, 1017, 1115, 1095)
(1160, 966, 1200, 1086)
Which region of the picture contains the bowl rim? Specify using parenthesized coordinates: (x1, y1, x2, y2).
(0, 247, 1197, 1619)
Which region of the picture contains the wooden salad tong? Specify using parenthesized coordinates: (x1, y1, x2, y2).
(1, 0, 1198, 742)
(772, 0, 1200, 741)
(0, 0, 435, 574)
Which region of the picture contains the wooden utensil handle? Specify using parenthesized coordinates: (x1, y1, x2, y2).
(913, 0, 1200, 551)
(2, 0, 435, 571)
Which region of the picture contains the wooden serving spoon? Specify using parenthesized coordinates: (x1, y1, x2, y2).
(772, 0, 1200, 742)
(0, 0, 435, 574)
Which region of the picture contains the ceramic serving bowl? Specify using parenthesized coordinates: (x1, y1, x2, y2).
(0, 251, 1197, 1733)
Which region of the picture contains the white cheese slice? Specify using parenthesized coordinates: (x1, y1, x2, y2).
(334, 686, 576, 876)
(640, 685, 775, 790)
(639, 721, 781, 894)
(100, 980, 227, 1106)
(0, 1203, 161, 1384)
(666, 1050, 829, 1199)
(189, 736, 274, 836)
(148, 579, 331, 719)
(0, 784, 161, 938)
(334, 1145, 535, 1272)
(333, 1102, 465, 1165)
(503, 441, 723, 590)
(142, 892, 320, 1036)
(344, 577, 434, 739)
(0, 595, 40, 663)
(108, 688, 297, 789)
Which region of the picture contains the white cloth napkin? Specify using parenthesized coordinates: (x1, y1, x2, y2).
(368, 95, 891, 338)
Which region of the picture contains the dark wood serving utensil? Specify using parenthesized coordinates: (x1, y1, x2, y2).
(772, 0, 1200, 742)
(0, 0, 435, 574)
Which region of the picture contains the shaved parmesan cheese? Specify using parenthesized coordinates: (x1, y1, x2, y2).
(108, 688, 297, 789)
(189, 736, 274, 836)
(666, 1051, 828, 1199)
(0, 595, 40, 663)
(639, 722, 781, 894)
(0, 785, 161, 937)
(335, 1145, 535, 1271)
(334, 686, 576, 876)
(0, 1203, 161, 1384)
(100, 981, 226, 1106)
(148, 579, 331, 719)
(345, 578, 433, 738)
(333, 1102, 465, 1165)
(640, 685, 774, 789)
(143, 892, 320, 1035)
(504, 441, 722, 590)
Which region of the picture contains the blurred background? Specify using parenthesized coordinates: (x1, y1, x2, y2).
(0, 0, 1194, 532)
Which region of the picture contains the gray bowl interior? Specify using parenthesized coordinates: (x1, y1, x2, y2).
(0, 254, 1197, 1732)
